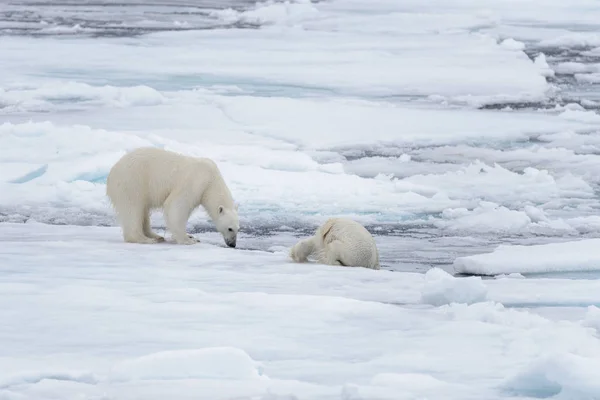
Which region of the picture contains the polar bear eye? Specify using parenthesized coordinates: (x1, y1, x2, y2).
(228, 228, 233, 232)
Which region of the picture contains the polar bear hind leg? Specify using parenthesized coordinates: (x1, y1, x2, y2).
(317, 240, 347, 266)
(163, 192, 199, 245)
(143, 210, 164, 242)
(107, 173, 159, 244)
(117, 206, 160, 244)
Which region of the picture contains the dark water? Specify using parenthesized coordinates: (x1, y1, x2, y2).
(0, 0, 263, 36)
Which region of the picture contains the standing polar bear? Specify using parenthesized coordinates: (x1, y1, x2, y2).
(290, 218, 380, 270)
(106, 147, 239, 247)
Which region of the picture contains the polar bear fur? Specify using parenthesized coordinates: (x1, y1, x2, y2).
(290, 218, 380, 270)
(106, 147, 239, 246)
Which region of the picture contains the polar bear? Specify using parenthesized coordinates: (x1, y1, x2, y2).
(290, 218, 380, 269)
(106, 147, 239, 247)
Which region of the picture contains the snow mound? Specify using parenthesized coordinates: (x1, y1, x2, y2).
(400, 161, 589, 205)
(534, 54, 555, 78)
(575, 73, 600, 83)
(0, 370, 98, 389)
(454, 239, 600, 276)
(241, 0, 318, 26)
(503, 353, 600, 399)
(0, 81, 165, 112)
(421, 268, 488, 306)
(583, 306, 600, 333)
(500, 38, 525, 51)
(211, 0, 318, 27)
(539, 32, 600, 49)
(435, 203, 532, 234)
(109, 347, 265, 382)
(351, 372, 477, 399)
(553, 61, 597, 75)
(559, 109, 600, 124)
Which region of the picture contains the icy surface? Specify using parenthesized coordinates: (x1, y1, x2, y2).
(454, 239, 600, 276)
(2, 223, 600, 400)
(503, 353, 600, 399)
(2, 0, 600, 398)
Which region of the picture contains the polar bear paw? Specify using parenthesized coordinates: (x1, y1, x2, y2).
(289, 245, 301, 262)
(146, 233, 165, 242)
(174, 235, 199, 245)
(125, 235, 164, 244)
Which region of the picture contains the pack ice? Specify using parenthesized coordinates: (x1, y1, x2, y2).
(2, 0, 600, 399)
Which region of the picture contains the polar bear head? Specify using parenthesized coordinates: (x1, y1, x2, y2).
(215, 204, 239, 248)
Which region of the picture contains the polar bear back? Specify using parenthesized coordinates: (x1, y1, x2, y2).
(106, 147, 230, 211)
(317, 218, 380, 269)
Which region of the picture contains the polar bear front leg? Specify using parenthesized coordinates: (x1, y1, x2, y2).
(164, 195, 198, 245)
(290, 236, 317, 263)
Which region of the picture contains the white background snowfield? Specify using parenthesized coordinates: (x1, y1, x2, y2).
(2, 0, 600, 399)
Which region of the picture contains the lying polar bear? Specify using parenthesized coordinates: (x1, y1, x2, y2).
(290, 217, 380, 270)
(106, 147, 239, 247)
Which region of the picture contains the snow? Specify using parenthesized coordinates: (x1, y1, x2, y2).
(436, 204, 534, 234)
(108, 347, 265, 381)
(3, 223, 600, 400)
(559, 109, 600, 124)
(454, 239, 600, 276)
(421, 268, 488, 306)
(1, 110, 598, 233)
(2, 0, 600, 398)
(500, 38, 526, 51)
(213, 0, 320, 26)
(538, 33, 600, 49)
(0, 27, 550, 104)
(503, 353, 600, 399)
(583, 306, 600, 332)
(553, 62, 598, 75)
(575, 73, 600, 84)
(533, 53, 555, 78)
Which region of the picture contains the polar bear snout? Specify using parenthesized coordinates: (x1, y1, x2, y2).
(225, 236, 237, 248)
(221, 225, 237, 248)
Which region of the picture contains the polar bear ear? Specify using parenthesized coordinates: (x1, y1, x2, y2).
(218, 205, 224, 214)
